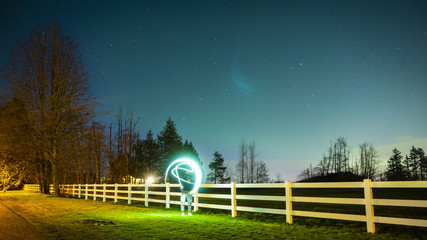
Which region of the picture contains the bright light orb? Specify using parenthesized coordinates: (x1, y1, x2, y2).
(165, 158, 202, 195)
(146, 177, 154, 184)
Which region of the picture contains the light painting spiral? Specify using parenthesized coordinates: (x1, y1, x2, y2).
(165, 158, 202, 195)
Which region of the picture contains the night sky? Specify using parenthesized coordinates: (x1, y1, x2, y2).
(1, 1, 426, 181)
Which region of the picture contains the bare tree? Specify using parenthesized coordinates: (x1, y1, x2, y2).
(315, 154, 330, 176)
(275, 172, 283, 183)
(1, 24, 96, 196)
(255, 161, 269, 183)
(248, 141, 258, 183)
(333, 137, 350, 173)
(297, 167, 312, 181)
(319, 137, 350, 175)
(223, 162, 232, 184)
(235, 139, 264, 183)
(359, 143, 379, 179)
(125, 107, 139, 182)
(111, 106, 139, 183)
(236, 139, 247, 183)
(90, 121, 106, 183)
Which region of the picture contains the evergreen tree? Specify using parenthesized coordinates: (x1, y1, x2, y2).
(207, 151, 229, 184)
(181, 140, 202, 166)
(135, 130, 160, 181)
(180, 140, 204, 180)
(409, 146, 420, 180)
(419, 148, 427, 180)
(403, 155, 412, 180)
(385, 148, 405, 181)
(157, 117, 183, 178)
(400, 147, 426, 181)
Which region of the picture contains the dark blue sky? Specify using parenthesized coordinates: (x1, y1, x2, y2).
(1, 0, 426, 181)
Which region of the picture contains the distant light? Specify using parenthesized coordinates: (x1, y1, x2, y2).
(147, 177, 154, 184)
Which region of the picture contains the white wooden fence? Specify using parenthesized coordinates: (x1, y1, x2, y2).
(24, 180, 427, 233)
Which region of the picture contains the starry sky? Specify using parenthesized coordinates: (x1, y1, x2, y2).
(1, 0, 426, 181)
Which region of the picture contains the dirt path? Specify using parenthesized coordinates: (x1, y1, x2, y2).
(0, 199, 48, 240)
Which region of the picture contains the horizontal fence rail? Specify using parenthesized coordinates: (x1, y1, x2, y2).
(24, 180, 427, 233)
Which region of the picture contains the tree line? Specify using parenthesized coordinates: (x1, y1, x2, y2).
(0, 24, 200, 194)
(298, 137, 426, 182)
(235, 139, 269, 183)
(0, 23, 270, 195)
(299, 137, 380, 181)
(107, 110, 202, 184)
(385, 147, 426, 181)
(205, 139, 270, 184)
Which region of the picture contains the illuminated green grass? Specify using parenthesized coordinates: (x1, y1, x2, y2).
(0, 191, 425, 239)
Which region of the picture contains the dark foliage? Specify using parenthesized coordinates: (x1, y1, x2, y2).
(298, 172, 363, 182)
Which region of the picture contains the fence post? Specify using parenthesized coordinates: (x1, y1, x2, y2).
(145, 183, 149, 207)
(72, 185, 75, 197)
(166, 182, 170, 208)
(194, 189, 199, 212)
(103, 184, 106, 202)
(231, 182, 237, 217)
(85, 184, 88, 200)
(93, 184, 97, 201)
(114, 183, 118, 203)
(285, 181, 293, 224)
(128, 183, 132, 205)
(363, 179, 375, 233)
(78, 184, 81, 198)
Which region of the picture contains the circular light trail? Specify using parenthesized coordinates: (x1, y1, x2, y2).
(165, 158, 202, 195)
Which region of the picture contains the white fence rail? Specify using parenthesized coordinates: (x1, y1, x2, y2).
(24, 180, 427, 233)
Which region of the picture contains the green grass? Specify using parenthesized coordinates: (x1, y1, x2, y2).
(1, 191, 426, 239)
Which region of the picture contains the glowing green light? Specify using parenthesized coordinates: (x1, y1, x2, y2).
(165, 158, 202, 195)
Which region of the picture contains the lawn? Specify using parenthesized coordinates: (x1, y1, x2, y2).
(0, 191, 425, 239)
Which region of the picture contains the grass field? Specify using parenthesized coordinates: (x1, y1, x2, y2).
(0, 191, 426, 239)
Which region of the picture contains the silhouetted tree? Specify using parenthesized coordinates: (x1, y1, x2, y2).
(358, 142, 378, 179)
(255, 161, 269, 183)
(236, 139, 247, 183)
(248, 141, 257, 183)
(333, 137, 350, 173)
(235, 139, 265, 183)
(315, 154, 330, 176)
(1, 24, 96, 196)
(207, 151, 229, 184)
(385, 148, 405, 181)
(157, 117, 183, 179)
(404, 146, 427, 180)
(181, 140, 203, 167)
(409, 146, 420, 180)
(403, 155, 411, 180)
(110, 106, 139, 183)
(135, 129, 160, 181)
(420, 148, 427, 180)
